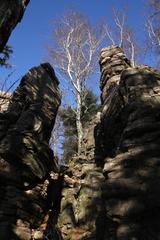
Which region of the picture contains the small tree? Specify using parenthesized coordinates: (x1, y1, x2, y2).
(0, 45, 13, 110)
(59, 106, 77, 162)
(59, 89, 100, 162)
(49, 10, 104, 155)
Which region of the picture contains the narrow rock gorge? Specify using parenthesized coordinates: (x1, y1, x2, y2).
(57, 45, 160, 240)
(57, 115, 105, 240)
(1, 44, 160, 239)
(1, 1, 160, 238)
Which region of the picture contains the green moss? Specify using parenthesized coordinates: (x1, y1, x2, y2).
(155, 72, 160, 79)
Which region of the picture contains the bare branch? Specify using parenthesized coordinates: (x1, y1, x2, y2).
(104, 24, 115, 45)
(113, 8, 125, 47)
(104, 7, 139, 65)
(49, 10, 103, 154)
(146, 19, 160, 46)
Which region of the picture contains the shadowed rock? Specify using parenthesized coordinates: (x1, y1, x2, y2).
(0, 63, 61, 239)
(0, 0, 30, 52)
(95, 45, 160, 239)
(0, 91, 11, 112)
(58, 115, 105, 240)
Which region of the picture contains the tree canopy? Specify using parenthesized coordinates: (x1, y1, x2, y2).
(49, 10, 104, 154)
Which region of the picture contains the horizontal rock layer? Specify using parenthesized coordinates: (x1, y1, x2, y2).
(0, 63, 61, 239)
(0, 91, 11, 112)
(96, 45, 160, 239)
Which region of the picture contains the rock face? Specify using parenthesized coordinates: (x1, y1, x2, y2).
(0, 63, 61, 239)
(96, 45, 160, 239)
(1, 8, 160, 237)
(57, 45, 160, 240)
(95, 45, 131, 162)
(0, 91, 11, 112)
(58, 115, 105, 240)
(0, 2, 63, 239)
(0, 0, 30, 52)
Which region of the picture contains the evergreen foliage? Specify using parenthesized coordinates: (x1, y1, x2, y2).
(0, 45, 13, 68)
(59, 89, 100, 162)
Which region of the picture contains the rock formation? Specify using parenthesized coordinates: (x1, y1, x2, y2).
(96, 45, 160, 239)
(0, 0, 30, 52)
(0, 91, 11, 112)
(0, 1, 65, 238)
(57, 45, 160, 240)
(58, 115, 105, 240)
(1, 1, 160, 237)
(0, 63, 61, 239)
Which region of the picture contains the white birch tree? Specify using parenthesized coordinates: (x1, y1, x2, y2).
(145, 0, 160, 60)
(104, 8, 139, 67)
(49, 11, 104, 155)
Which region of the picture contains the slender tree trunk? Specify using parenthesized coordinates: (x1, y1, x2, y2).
(130, 41, 135, 67)
(76, 91, 83, 155)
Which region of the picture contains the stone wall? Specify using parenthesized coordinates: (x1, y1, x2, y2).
(0, 63, 61, 239)
(96, 45, 160, 239)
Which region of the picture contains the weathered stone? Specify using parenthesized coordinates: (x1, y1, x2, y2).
(0, 63, 61, 181)
(95, 45, 160, 239)
(0, 0, 30, 52)
(100, 45, 130, 104)
(100, 45, 122, 58)
(0, 91, 11, 112)
(57, 115, 105, 239)
(0, 64, 62, 239)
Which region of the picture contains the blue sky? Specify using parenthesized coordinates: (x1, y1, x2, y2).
(0, 0, 146, 91)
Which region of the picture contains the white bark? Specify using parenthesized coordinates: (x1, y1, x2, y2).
(126, 33, 136, 67)
(113, 9, 125, 47)
(50, 11, 103, 155)
(104, 8, 138, 66)
(76, 90, 83, 154)
(104, 24, 115, 45)
(146, 19, 160, 47)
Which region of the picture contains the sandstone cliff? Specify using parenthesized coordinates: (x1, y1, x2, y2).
(0, 1, 66, 238)
(0, 0, 30, 52)
(57, 45, 160, 240)
(1, 0, 160, 238)
(96, 45, 160, 239)
(0, 63, 61, 239)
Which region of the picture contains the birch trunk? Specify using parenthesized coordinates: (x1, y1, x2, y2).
(76, 90, 83, 155)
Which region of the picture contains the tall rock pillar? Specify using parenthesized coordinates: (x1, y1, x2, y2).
(0, 63, 61, 239)
(97, 45, 160, 239)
